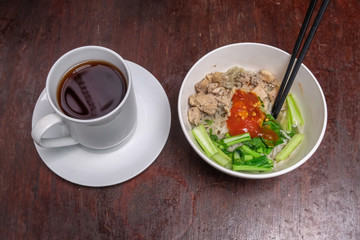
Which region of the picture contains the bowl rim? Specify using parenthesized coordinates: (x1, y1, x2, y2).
(178, 42, 328, 179)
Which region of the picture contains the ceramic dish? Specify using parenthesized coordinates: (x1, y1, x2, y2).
(178, 43, 327, 179)
(32, 61, 171, 187)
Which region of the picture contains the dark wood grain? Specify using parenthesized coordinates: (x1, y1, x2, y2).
(1, 0, 359, 239)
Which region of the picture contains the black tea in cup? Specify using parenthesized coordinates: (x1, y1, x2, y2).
(57, 61, 127, 120)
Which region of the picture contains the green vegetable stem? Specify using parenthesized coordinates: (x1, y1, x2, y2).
(219, 133, 251, 147)
(286, 94, 304, 127)
(275, 134, 304, 161)
(192, 124, 217, 157)
(192, 124, 275, 172)
(192, 124, 231, 167)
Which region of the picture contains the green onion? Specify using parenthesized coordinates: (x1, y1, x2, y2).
(232, 155, 273, 172)
(287, 94, 304, 127)
(233, 165, 272, 172)
(192, 124, 218, 157)
(212, 147, 232, 167)
(243, 155, 253, 161)
(232, 151, 242, 165)
(205, 119, 213, 125)
(240, 145, 262, 158)
(279, 108, 293, 133)
(220, 133, 252, 147)
(192, 124, 232, 167)
(276, 134, 304, 161)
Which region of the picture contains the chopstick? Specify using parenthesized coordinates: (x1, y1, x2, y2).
(271, 0, 329, 119)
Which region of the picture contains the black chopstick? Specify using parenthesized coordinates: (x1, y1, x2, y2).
(272, 0, 317, 116)
(271, 0, 329, 119)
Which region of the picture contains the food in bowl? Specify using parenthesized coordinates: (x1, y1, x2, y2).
(187, 66, 304, 172)
(178, 43, 327, 179)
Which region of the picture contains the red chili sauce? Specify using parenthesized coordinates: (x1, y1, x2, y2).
(226, 90, 278, 142)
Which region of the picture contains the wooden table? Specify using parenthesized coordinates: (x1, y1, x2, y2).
(1, 0, 359, 239)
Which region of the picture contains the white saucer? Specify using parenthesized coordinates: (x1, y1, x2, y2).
(32, 61, 171, 187)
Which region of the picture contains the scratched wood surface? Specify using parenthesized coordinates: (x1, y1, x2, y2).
(1, 0, 359, 239)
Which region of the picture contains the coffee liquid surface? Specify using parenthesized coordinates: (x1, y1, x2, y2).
(58, 61, 127, 120)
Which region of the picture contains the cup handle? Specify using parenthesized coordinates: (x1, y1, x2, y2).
(31, 113, 78, 148)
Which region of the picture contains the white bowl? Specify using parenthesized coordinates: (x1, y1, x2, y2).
(178, 43, 327, 179)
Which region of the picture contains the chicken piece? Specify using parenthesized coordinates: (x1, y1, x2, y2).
(195, 77, 212, 93)
(228, 70, 251, 90)
(216, 93, 232, 110)
(188, 107, 202, 126)
(216, 87, 235, 113)
(250, 85, 268, 101)
(205, 73, 214, 82)
(210, 86, 227, 96)
(260, 69, 276, 83)
(249, 73, 262, 87)
(189, 94, 196, 106)
(268, 86, 279, 103)
(237, 71, 251, 85)
(207, 83, 219, 93)
(263, 97, 271, 111)
(188, 92, 218, 115)
(211, 72, 226, 87)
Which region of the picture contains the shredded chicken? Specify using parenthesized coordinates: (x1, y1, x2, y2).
(260, 69, 276, 83)
(211, 72, 227, 87)
(188, 67, 279, 127)
(195, 77, 211, 93)
(189, 92, 218, 115)
(251, 85, 268, 100)
(188, 107, 202, 126)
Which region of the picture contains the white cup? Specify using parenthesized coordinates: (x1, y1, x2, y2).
(31, 46, 137, 149)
